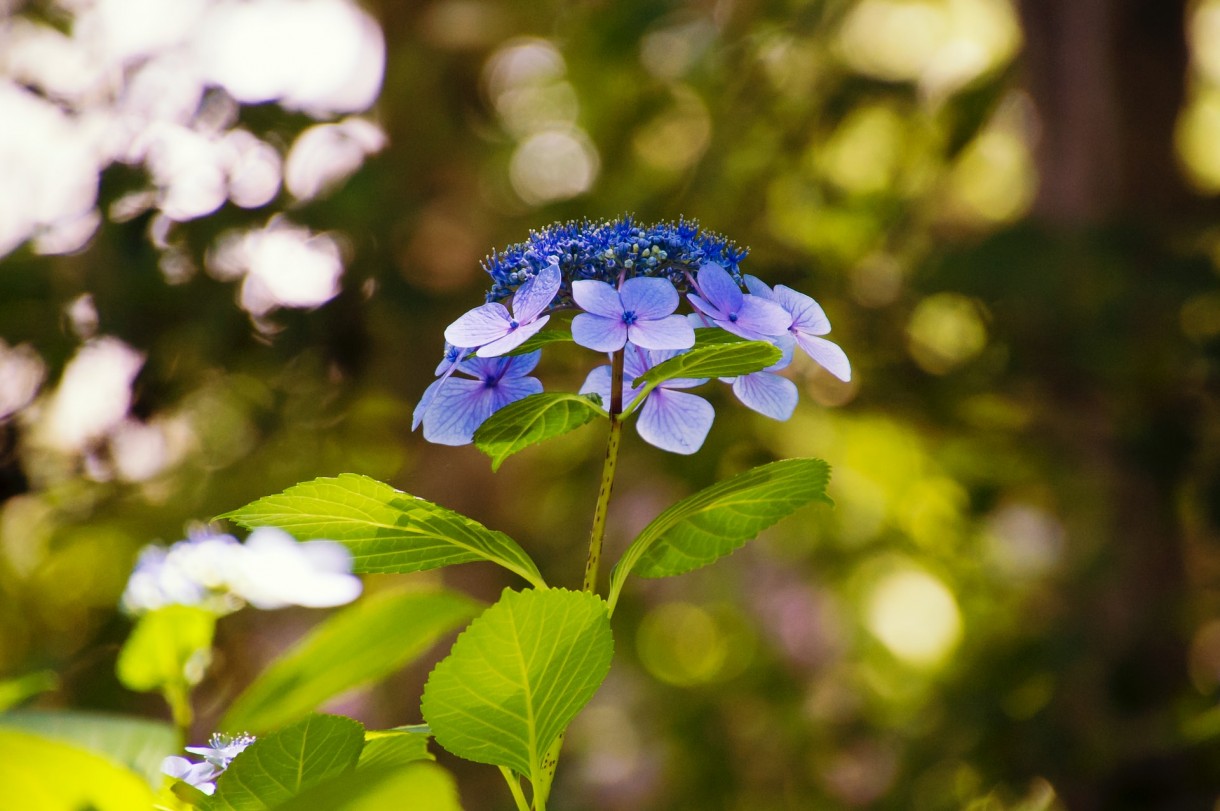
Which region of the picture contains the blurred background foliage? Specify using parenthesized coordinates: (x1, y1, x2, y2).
(2, 0, 1220, 807)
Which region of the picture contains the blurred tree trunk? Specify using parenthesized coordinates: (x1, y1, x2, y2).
(1012, 1, 1206, 807)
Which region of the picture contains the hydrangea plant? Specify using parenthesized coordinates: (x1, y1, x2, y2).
(72, 217, 848, 811)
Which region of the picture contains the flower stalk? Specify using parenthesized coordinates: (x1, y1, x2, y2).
(582, 349, 624, 594)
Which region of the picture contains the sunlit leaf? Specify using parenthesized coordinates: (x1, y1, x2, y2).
(507, 325, 574, 356)
(220, 474, 545, 588)
(632, 340, 782, 388)
(0, 728, 154, 810)
(270, 761, 462, 811)
(358, 728, 433, 770)
(474, 392, 606, 470)
(0, 671, 57, 711)
(0, 710, 177, 787)
(222, 588, 479, 734)
(421, 588, 613, 800)
(608, 459, 832, 612)
(210, 714, 364, 811)
(117, 605, 216, 693)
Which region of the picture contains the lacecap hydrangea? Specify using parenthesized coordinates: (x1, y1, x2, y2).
(413, 217, 850, 455)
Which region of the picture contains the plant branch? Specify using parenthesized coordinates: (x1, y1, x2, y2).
(583, 349, 624, 594)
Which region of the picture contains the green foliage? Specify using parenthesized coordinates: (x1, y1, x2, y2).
(507, 324, 576, 356)
(474, 392, 606, 470)
(0, 710, 176, 786)
(631, 340, 782, 389)
(0, 671, 56, 711)
(357, 727, 434, 769)
(0, 728, 154, 810)
(221, 588, 479, 733)
(421, 588, 613, 802)
(207, 714, 364, 811)
(117, 605, 217, 692)
(608, 459, 832, 612)
(221, 474, 546, 588)
(270, 761, 463, 811)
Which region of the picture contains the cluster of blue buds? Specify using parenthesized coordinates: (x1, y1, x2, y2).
(413, 217, 850, 455)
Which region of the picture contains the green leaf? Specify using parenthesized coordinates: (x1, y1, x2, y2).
(507, 325, 574, 356)
(220, 474, 545, 588)
(608, 459, 832, 612)
(474, 392, 606, 470)
(692, 327, 750, 346)
(632, 340, 782, 388)
(270, 761, 462, 811)
(358, 728, 433, 770)
(0, 670, 57, 711)
(0, 728, 154, 810)
(0, 710, 177, 787)
(421, 588, 613, 799)
(117, 605, 217, 692)
(210, 714, 364, 811)
(221, 588, 480, 734)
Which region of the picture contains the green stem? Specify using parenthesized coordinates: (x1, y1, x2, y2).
(499, 766, 531, 811)
(164, 680, 193, 744)
(583, 349, 624, 594)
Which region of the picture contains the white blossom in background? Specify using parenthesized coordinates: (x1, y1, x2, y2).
(0, 0, 386, 317)
(37, 337, 144, 453)
(0, 341, 46, 420)
(121, 527, 361, 614)
(206, 217, 345, 317)
(163, 732, 255, 795)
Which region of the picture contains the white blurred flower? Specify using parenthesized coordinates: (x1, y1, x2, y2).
(228, 527, 363, 610)
(121, 528, 361, 614)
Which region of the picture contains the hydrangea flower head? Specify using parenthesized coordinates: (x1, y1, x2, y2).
(415, 216, 850, 455)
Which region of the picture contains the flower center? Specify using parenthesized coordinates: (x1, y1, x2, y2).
(621, 310, 638, 326)
(728, 312, 738, 322)
(508, 319, 519, 330)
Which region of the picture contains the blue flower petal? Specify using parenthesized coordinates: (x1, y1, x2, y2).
(636, 388, 714, 455)
(736, 295, 792, 337)
(572, 279, 624, 319)
(421, 378, 497, 445)
(628, 314, 695, 350)
(475, 315, 550, 357)
(501, 349, 543, 377)
(444, 302, 511, 348)
(732, 372, 798, 420)
(773, 284, 830, 334)
(795, 334, 852, 381)
(512, 261, 562, 323)
(696, 262, 743, 315)
(619, 276, 679, 320)
(572, 312, 628, 351)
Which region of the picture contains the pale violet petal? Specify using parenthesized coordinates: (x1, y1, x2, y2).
(636, 389, 714, 455)
(687, 293, 723, 321)
(511, 261, 562, 323)
(444, 303, 511, 347)
(772, 285, 830, 334)
(579, 365, 613, 410)
(796, 334, 852, 381)
(488, 373, 543, 412)
(571, 279, 624, 319)
(500, 349, 542, 378)
(572, 312, 628, 351)
(412, 375, 448, 430)
(628, 314, 695, 350)
(695, 262, 743, 315)
(732, 372, 798, 420)
(743, 274, 772, 298)
(619, 276, 679, 320)
(475, 315, 549, 357)
(736, 295, 792, 337)
(230, 529, 361, 610)
(422, 377, 498, 445)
